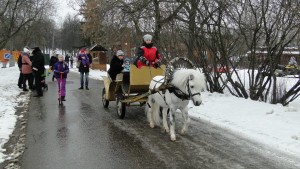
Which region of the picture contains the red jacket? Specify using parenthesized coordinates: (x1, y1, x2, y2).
(136, 46, 161, 68)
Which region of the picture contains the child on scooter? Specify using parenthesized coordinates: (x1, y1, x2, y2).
(53, 55, 69, 101)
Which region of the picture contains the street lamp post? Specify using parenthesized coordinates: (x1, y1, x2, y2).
(124, 42, 128, 56)
(52, 31, 54, 51)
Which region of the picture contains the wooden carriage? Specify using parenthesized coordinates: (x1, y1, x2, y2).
(102, 64, 165, 119)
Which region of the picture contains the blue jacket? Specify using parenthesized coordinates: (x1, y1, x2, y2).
(53, 61, 69, 79)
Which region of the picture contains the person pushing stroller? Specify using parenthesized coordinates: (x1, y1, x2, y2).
(53, 55, 69, 101)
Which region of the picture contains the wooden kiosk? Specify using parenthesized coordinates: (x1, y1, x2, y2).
(89, 44, 107, 71)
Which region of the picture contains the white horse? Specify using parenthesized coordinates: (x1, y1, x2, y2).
(146, 69, 206, 141)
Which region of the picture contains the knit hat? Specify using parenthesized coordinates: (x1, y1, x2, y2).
(116, 50, 125, 56)
(23, 47, 30, 54)
(80, 48, 85, 53)
(31, 46, 41, 54)
(124, 58, 130, 63)
(143, 34, 152, 41)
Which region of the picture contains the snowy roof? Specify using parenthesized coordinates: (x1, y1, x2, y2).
(246, 50, 300, 55)
(89, 44, 107, 51)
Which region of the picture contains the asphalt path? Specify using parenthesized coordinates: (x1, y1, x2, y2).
(20, 71, 300, 169)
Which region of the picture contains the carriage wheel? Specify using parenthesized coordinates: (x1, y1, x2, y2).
(116, 95, 126, 119)
(102, 88, 109, 108)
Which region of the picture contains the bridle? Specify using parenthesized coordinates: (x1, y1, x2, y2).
(186, 78, 201, 98)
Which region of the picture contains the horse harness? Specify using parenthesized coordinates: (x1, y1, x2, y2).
(147, 77, 201, 109)
(152, 79, 200, 105)
(167, 86, 189, 100)
(168, 78, 201, 100)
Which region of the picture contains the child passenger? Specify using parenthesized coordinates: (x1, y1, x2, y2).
(123, 58, 131, 72)
(53, 55, 69, 101)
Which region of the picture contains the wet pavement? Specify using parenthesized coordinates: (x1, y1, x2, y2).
(20, 72, 300, 169)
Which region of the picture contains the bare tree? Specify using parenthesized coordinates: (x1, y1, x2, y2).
(226, 0, 300, 104)
(0, 0, 54, 49)
(61, 14, 86, 52)
(78, 0, 188, 52)
(174, 0, 300, 105)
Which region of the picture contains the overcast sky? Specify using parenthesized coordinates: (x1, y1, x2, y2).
(53, 0, 79, 26)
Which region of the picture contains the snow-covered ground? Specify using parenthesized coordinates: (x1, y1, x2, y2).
(0, 65, 300, 163)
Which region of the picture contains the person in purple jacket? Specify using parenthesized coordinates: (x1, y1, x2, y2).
(53, 55, 69, 101)
(77, 48, 92, 90)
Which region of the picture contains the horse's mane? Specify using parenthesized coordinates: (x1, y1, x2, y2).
(169, 69, 206, 91)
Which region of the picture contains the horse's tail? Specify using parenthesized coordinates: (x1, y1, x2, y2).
(151, 101, 161, 125)
(146, 96, 162, 125)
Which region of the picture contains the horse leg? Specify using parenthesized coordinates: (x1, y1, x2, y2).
(162, 108, 169, 133)
(181, 107, 190, 135)
(146, 99, 155, 128)
(169, 107, 176, 141)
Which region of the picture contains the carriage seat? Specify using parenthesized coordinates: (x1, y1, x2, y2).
(124, 64, 165, 94)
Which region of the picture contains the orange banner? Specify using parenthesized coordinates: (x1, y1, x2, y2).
(0, 50, 21, 62)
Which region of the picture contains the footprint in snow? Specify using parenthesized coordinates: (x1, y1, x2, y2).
(291, 134, 300, 141)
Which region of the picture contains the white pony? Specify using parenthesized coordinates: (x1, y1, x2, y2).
(146, 69, 206, 141)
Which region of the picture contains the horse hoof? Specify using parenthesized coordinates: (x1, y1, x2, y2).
(160, 128, 169, 133)
(181, 130, 186, 135)
(170, 135, 176, 141)
(150, 123, 155, 128)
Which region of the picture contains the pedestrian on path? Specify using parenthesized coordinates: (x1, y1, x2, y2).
(53, 55, 69, 101)
(21, 47, 34, 92)
(49, 55, 59, 81)
(17, 54, 23, 89)
(65, 54, 70, 65)
(31, 47, 45, 97)
(70, 56, 74, 68)
(77, 48, 92, 90)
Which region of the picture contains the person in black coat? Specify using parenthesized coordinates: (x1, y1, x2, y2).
(17, 54, 23, 88)
(108, 50, 125, 80)
(65, 54, 70, 65)
(70, 55, 74, 68)
(31, 47, 45, 97)
(49, 55, 59, 81)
